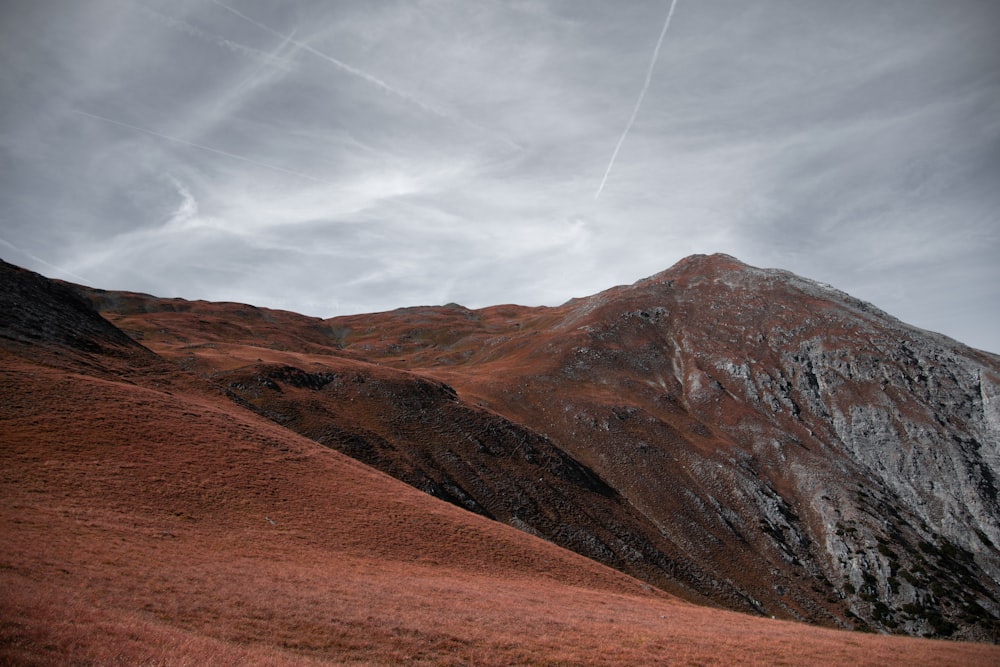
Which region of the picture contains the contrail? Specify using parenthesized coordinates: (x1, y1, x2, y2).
(72, 109, 326, 183)
(135, 3, 297, 72)
(595, 0, 679, 199)
(211, 0, 523, 152)
(0, 235, 92, 284)
(212, 0, 443, 117)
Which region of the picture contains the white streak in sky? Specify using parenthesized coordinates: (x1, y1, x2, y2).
(136, 3, 297, 72)
(212, 0, 523, 151)
(0, 235, 92, 284)
(72, 109, 326, 183)
(595, 0, 679, 199)
(212, 0, 443, 117)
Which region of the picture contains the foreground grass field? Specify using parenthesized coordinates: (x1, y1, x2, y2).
(2, 347, 999, 665)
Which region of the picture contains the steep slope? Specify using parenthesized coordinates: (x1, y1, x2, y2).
(501, 253, 1000, 638)
(74, 254, 1000, 640)
(0, 259, 158, 369)
(407, 253, 1000, 638)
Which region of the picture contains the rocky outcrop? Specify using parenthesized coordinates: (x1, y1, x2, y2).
(504, 254, 1000, 638)
(0, 260, 145, 356)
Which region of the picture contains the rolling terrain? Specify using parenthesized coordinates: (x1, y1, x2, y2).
(78, 254, 1000, 641)
(3, 256, 1000, 664)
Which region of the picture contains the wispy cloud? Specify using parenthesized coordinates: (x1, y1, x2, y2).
(211, 0, 522, 151)
(72, 109, 326, 183)
(595, 0, 680, 199)
(212, 0, 446, 118)
(162, 175, 199, 230)
(135, 2, 297, 72)
(0, 234, 92, 284)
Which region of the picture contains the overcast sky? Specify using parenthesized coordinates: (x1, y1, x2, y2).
(1, 1, 998, 353)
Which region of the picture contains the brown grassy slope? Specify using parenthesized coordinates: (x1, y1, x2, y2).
(3, 354, 1000, 666)
(0, 261, 993, 664)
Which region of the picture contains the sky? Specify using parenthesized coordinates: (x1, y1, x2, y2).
(1, 1, 998, 353)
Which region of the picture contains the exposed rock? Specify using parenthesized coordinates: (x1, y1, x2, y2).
(0, 259, 145, 356)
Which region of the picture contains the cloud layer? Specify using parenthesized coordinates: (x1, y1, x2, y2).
(1, 0, 998, 352)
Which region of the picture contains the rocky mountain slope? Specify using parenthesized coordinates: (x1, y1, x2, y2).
(73, 253, 1000, 641)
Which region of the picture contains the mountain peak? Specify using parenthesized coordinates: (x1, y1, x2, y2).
(633, 253, 749, 286)
(670, 252, 748, 273)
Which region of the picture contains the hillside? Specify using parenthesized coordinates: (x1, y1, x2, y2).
(3, 257, 1000, 664)
(73, 254, 1000, 641)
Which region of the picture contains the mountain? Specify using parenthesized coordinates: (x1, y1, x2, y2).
(334, 253, 1000, 638)
(76, 253, 1000, 640)
(3, 256, 1000, 664)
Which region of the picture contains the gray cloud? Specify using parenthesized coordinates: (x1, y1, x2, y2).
(1, 0, 998, 352)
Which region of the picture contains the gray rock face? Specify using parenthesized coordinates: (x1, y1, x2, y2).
(587, 254, 1000, 638)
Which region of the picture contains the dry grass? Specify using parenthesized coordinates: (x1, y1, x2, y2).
(2, 351, 999, 666)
